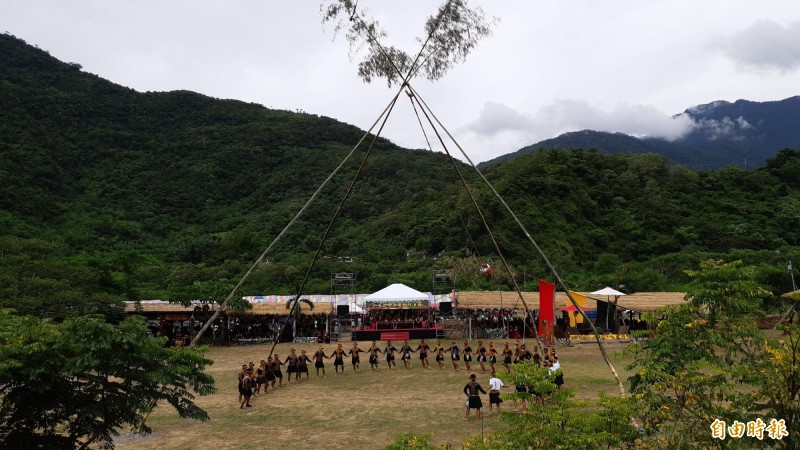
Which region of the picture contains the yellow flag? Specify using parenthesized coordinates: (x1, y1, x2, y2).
(568, 291, 588, 326)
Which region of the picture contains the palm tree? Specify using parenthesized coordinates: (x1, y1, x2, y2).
(286, 296, 314, 340)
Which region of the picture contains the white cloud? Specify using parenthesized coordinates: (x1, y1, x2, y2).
(467, 101, 534, 136)
(715, 20, 800, 72)
(466, 100, 695, 145)
(697, 116, 753, 141)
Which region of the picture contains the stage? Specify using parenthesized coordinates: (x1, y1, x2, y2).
(352, 325, 443, 341)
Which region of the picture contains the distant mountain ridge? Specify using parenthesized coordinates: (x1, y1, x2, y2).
(480, 96, 800, 170)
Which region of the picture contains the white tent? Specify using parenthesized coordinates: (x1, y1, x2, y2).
(363, 283, 428, 309)
(591, 287, 627, 297)
(590, 287, 626, 330)
(348, 301, 365, 314)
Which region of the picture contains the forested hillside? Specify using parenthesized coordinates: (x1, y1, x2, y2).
(481, 96, 800, 169)
(1, 32, 799, 320)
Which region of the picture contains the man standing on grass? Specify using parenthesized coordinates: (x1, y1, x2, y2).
(239, 367, 254, 409)
(463, 373, 487, 421)
(488, 371, 504, 416)
(332, 343, 348, 375)
(313, 346, 329, 378)
(349, 342, 364, 372)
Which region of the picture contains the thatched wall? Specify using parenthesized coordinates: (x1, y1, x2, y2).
(455, 291, 687, 313)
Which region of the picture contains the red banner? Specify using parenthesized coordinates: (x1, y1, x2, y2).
(538, 279, 555, 337)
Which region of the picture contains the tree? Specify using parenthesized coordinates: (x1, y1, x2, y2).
(0, 310, 215, 449)
(624, 260, 781, 449)
(322, 0, 497, 87)
(459, 361, 638, 449)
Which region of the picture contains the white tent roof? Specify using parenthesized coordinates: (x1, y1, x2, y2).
(363, 283, 428, 302)
(591, 287, 627, 297)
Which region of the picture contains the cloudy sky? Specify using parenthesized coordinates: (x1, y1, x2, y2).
(3, 1, 800, 162)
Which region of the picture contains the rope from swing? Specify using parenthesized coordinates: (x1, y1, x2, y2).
(408, 85, 627, 398)
(265, 3, 456, 355)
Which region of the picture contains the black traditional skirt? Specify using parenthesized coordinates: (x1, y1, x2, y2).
(467, 395, 483, 409)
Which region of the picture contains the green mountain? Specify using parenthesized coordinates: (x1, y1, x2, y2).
(1, 33, 799, 319)
(480, 97, 800, 170)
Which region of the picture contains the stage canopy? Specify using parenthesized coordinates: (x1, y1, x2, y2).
(363, 283, 429, 310)
(591, 287, 627, 297)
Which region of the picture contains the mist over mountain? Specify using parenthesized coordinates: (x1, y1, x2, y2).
(480, 96, 800, 170)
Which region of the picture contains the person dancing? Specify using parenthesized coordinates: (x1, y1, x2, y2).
(384, 340, 398, 370)
(284, 348, 299, 384)
(399, 340, 415, 369)
(434, 341, 446, 369)
(487, 344, 497, 373)
(332, 343, 348, 375)
(264, 357, 276, 390)
(446, 340, 460, 371)
(349, 342, 364, 372)
(415, 339, 431, 369)
(239, 366, 254, 409)
(463, 373, 487, 420)
(462, 340, 473, 371)
(312, 346, 329, 378)
(488, 371, 505, 416)
(297, 349, 311, 380)
(501, 342, 513, 372)
(366, 341, 383, 371)
(271, 354, 284, 387)
(254, 360, 267, 396)
(476, 340, 487, 373)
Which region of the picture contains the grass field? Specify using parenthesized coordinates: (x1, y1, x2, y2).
(114, 339, 634, 450)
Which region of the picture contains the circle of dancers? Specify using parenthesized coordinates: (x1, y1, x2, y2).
(237, 339, 564, 419)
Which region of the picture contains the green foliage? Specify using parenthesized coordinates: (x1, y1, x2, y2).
(2, 33, 799, 306)
(0, 309, 215, 449)
(623, 260, 786, 449)
(461, 362, 640, 449)
(384, 433, 441, 450)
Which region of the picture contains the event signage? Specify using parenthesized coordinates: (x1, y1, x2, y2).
(365, 300, 429, 310)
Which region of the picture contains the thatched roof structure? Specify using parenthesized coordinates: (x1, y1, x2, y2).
(455, 291, 687, 313)
(232, 302, 335, 316)
(124, 302, 194, 313)
(124, 301, 335, 316)
(125, 291, 686, 317)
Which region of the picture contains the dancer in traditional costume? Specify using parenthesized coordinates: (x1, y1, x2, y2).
(349, 342, 364, 372)
(463, 373, 487, 420)
(271, 354, 284, 387)
(312, 346, 329, 378)
(284, 348, 299, 383)
(297, 349, 311, 380)
(366, 341, 383, 371)
(399, 340, 415, 369)
(332, 343, 348, 375)
(384, 340, 398, 370)
(434, 340, 446, 369)
(446, 340, 460, 371)
(502, 342, 513, 372)
(476, 340, 487, 373)
(462, 340, 473, 371)
(415, 339, 431, 369)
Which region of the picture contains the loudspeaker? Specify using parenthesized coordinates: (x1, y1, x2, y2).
(439, 302, 452, 314)
(337, 305, 350, 316)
